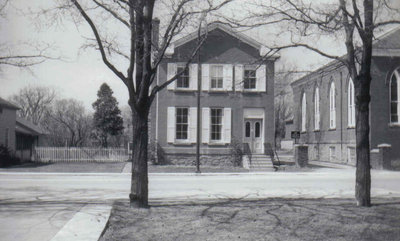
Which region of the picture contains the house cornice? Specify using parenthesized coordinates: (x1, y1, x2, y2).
(165, 23, 280, 60)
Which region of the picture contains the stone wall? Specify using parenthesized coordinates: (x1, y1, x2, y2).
(163, 154, 234, 166)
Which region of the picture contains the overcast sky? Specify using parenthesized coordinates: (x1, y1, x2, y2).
(1, 0, 395, 111)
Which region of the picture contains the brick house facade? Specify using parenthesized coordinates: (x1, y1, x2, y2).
(149, 24, 278, 165)
(290, 27, 400, 169)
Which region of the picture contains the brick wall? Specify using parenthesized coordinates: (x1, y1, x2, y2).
(291, 55, 400, 166)
(151, 28, 276, 156)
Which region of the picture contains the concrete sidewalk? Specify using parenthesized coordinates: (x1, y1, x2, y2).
(51, 205, 111, 241)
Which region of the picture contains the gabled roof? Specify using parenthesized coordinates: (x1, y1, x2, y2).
(16, 116, 47, 136)
(173, 23, 264, 50)
(291, 26, 400, 87)
(0, 97, 19, 110)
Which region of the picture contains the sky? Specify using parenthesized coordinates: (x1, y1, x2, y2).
(1, 0, 397, 111)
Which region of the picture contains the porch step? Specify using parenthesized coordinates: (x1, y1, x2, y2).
(249, 154, 275, 172)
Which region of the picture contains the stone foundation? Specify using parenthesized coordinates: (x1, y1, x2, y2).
(163, 154, 234, 166)
(306, 143, 356, 165)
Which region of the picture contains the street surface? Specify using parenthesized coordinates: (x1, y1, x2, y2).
(1, 168, 400, 240)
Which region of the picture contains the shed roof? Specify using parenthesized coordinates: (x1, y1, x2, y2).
(0, 97, 19, 110)
(15, 116, 47, 136)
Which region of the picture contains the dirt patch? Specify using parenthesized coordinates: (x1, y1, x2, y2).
(0, 162, 126, 173)
(100, 198, 400, 241)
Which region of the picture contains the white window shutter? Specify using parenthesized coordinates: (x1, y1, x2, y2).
(189, 64, 198, 91)
(223, 108, 232, 143)
(256, 64, 266, 92)
(201, 64, 210, 91)
(202, 108, 210, 143)
(167, 107, 175, 143)
(235, 65, 243, 91)
(189, 107, 197, 143)
(167, 63, 177, 90)
(223, 64, 233, 91)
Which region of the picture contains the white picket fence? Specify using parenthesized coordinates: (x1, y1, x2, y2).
(34, 147, 129, 162)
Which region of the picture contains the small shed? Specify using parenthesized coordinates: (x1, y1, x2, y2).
(15, 117, 46, 161)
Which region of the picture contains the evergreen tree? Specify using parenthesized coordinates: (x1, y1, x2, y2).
(92, 83, 124, 147)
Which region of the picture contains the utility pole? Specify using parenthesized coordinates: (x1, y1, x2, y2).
(195, 22, 202, 174)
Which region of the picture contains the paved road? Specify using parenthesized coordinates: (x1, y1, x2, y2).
(1, 168, 400, 240)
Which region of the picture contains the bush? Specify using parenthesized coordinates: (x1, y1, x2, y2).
(230, 139, 243, 167)
(0, 145, 21, 167)
(148, 139, 169, 165)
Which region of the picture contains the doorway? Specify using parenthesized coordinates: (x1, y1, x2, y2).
(244, 119, 263, 153)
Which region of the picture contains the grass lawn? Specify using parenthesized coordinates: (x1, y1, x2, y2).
(100, 198, 400, 241)
(0, 162, 126, 173)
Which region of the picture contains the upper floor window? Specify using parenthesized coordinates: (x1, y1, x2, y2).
(176, 107, 188, 140)
(210, 65, 223, 89)
(348, 78, 355, 127)
(244, 68, 256, 90)
(301, 92, 306, 132)
(390, 67, 400, 124)
(176, 66, 189, 88)
(314, 87, 320, 130)
(329, 81, 336, 129)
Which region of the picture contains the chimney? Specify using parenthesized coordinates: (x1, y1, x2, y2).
(152, 18, 160, 50)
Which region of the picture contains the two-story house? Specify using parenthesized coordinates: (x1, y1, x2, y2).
(149, 24, 278, 165)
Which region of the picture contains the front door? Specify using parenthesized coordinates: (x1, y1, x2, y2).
(244, 119, 263, 153)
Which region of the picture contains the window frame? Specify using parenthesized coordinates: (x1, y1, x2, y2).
(390, 67, 400, 125)
(329, 81, 336, 129)
(348, 78, 356, 128)
(301, 92, 307, 132)
(175, 107, 189, 140)
(210, 108, 223, 141)
(210, 65, 224, 90)
(314, 87, 320, 131)
(243, 67, 257, 90)
(176, 65, 190, 89)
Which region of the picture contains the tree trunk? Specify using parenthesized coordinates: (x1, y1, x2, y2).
(129, 105, 149, 208)
(355, 73, 371, 207)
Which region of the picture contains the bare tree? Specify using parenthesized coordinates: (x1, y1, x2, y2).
(42, 0, 234, 207)
(42, 98, 92, 147)
(0, 1, 54, 69)
(240, 0, 400, 206)
(9, 85, 56, 125)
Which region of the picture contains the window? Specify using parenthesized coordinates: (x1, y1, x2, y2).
(347, 147, 355, 163)
(210, 65, 223, 89)
(244, 68, 256, 89)
(5, 128, 9, 147)
(348, 78, 355, 127)
(255, 122, 261, 138)
(390, 67, 400, 124)
(210, 108, 223, 140)
(245, 122, 251, 138)
(314, 87, 320, 130)
(301, 92, 306, 132)
(176, 108, 188, 140)
(329, 82, 336, 129)
(176, 66, 189, 88)
(329, 146, 336, 162)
